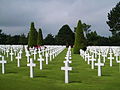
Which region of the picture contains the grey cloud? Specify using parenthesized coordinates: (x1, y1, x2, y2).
(0, 0, 119, 37)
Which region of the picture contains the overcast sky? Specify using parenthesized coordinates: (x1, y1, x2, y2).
(0, 0, 119, 37)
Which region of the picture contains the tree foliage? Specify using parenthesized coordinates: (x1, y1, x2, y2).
(0, 29, 27, 45)
(55, 24, 74, 46)
(74, 20, 86, 54)
(44, 34, 55, 45)
(28, 22, 38, 47)
(37, 28, 44, 46)
(107, 1, 120, 36)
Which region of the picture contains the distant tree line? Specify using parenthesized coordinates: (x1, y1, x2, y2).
(0, 29, 28, 45)
(0, 23, 120, 46)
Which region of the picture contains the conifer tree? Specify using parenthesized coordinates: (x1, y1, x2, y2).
(74, 20, 86, 54)
(37, 28, 43, 46)
(28, 22, 37, 47)
(107, 1, 120, 36)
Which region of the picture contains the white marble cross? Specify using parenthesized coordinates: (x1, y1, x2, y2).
(97, 50, 101, 59)
(115, 53, 119, 62)
(102, 54, 107, 63)
(38, 55, 44, 70)
(38, 49, 41, 57)
(65, 55, 71, 61)
(27, 58, 36, 78)
(0, 56, 7, 74)
(61, 66, 72, 83)
(26, 52, 30, 62)
(108, 52, 114, 67)
(14, 49, 17, 56)
(10, 51, 14, 61)
(42, 49, 45, 56)
(16, 53, 21, 67)
(89, 55, 96, 69)
(84, 51, 88, 61)
(87, 53, 91, 64)
(55, 50, 58, 57)
(52, 50, 55, 59)
(19, 49, 22, 58)
(94, 50, 97, 58)
(95, 58, 104, 76)
(45, 52, 49, 64)
(49, 51, 52, 61)
(64, 60, 72, 67)
(6, 49, 9, 57)
(33, 50, 37, 60)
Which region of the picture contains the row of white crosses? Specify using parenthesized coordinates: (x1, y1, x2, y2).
(0, 45, 24, 74)
(0, 45, 23, 61)
(80, 46, 120, 76)
(0, 45, 66, 78)
(26, 45, 66, 78)
(61, 46, 72, 83)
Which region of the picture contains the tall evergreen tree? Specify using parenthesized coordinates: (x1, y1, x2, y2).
(107, 1, 120, 36)
(74, 20, 86, 54)
(34, 28, 38, 45)
(37, 28, 44, 46)
(28, 22, 37, 47)
(55, 24, 74, 46)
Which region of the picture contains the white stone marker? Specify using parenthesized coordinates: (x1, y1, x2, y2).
(0, 56, 7, 74)
(52, 50, 55, 59)
(49, 51, 52, 61)
(65, 55, 71, 61)
(65, 53, 72, 60)
(42, 49, 45, 56)
(38, 49, 41, 57)
(89, 55, 96, 69)
(64, 60, 72, 67)
(38, 55, 44, 70)
(14, 49, 17, 56)
(33, 50, 37, 60)
(27, 58, 36, 78)
(87, 53, 91, 64)
(95, 58, 104, 76)
(115, 53, 119, 62)
(26, 52, 30, 62)
(6, 49, 9, 57)
(84, 51, 88, 61)
(61, 66, 72, 83)
(19, 49, 22, 58)
(45, 52, 49, 64)
(94, 50, 97, 58)
(102, 54, 107, 63)
(16, 53, 21, 67)
(10, 51, 14, 61)
(108, 51, 114, 67)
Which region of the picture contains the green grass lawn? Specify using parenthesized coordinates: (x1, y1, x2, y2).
(0, 48, 120, 90)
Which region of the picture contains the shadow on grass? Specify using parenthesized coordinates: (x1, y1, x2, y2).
(7, 72, 18, 74)
(69, 80, 82, 83)
(34, 75, 47, 78)
(71, 71, 80, 73)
